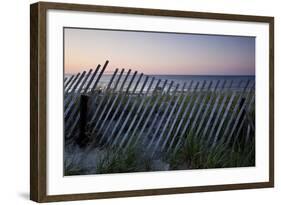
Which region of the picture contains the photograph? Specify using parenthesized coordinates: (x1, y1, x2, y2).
(63, 27, 256, 176)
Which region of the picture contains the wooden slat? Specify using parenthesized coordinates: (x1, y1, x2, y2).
(68, 71, 86, 94)
(245, 109, 255, 131)
(93, 69, 132, 142)
(66, 113, 80, 139)
(104, 73, 144, 145)
(64, 70, 92, 129)
(64, 75, 74, 89)
(87, 69, 124, 130)
(161, 81, 194, 151)
(173, 81, 208, 153)
(98, 70, 137, 142)
(83, 64, 101, 93)
(193, 80, 221, 140)
(111, 75, 149, 147)
(89, 60, 108, 93)
(65, 72, 80, 93)
(124, 80, 168, 150)
(186, 81, 213, 134)
(166, 82, 200, 153)
(205, 91, 231, 145)
(65, 62, 108, 138)
(221, 81, 252, 145)
(86, 68, 118, 121)
(151, 83, 186, 155)
(64, 71, 86, 108)
(228, 94, 255, 146)
(199, 81, 229, 143)
(133, 81, 174, 148)
(245, 124, 251, 144)
(92, 70, 131, 131)
(64, 69, 92, 119)
(65, 67, 115, 139)
(147, 83, 180, 151)
(211, 92, 236, 147)
(81, 70, 127, 152)
(195, 80, 238, 146)
(118, 78, 158, 150)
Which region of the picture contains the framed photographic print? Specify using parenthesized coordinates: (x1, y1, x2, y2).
(30, 1, 274, 202)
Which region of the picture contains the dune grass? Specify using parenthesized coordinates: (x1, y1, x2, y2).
(167, 130, 255, 170)
(96, 146, 153, 174)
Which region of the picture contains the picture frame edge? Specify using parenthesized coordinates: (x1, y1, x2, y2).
(30, 1, 275, 202)
(40, 181, 273, 203)
(30, 2, 48, 202)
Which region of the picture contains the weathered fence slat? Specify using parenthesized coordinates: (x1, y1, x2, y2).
(124, 80, 168, 150)
(89, 60, 109, 93)
(64, 71, 93, 132)
(194, 80, 221, 139)
(66, 113, 80, 139)
(147, 83, 181, 151)
(209, 80, 242, 146)
(93, 70, 131, 130)
(200, 81, 228, 142)
(166, 82, 200, 153)
(205, 91, 231, 145)
(106, 73, 145, 143)
(99, 70, 137, 142)
(245, 124, 251, 145)
(64, 69, 92, 119)
(87, 68, 124, 131)
(86, 68, 118, 121)
(161, 81, 194, 151)
(65, 61, 106, 137)
(83, 64, 101, 93)
(135, 81, 174, 148)
(69, 71, 86, 94)
(104, 73, 144, 145)
(173, 81, 208, 153)
(221, 81, 252, 144)
(77, 94, 88, 146)
(228, 94, 255, 147)
(65, 72, 80, 93)
(233, 102, 254, 148)
(186, 81, 213, 135)
(100, 71, 139, 144)
(112, 75, 149, 147)
(64, 71, 86, 110)
(152, 83, 186, 155)
(232, 97, 254, 149)
(118, 78, 158, 150)
(211, 92, 236, 147)
(94, 69, 132, 142)
(65, 66, 105, 138)
(64, 75, 74, 89)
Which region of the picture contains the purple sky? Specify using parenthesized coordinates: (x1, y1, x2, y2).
(64, 28, 255, 75)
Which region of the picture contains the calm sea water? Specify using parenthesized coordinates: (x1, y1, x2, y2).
(65, 74, 255, 92)
(153, 75, 255, 90)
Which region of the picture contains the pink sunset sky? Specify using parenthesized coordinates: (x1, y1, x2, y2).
(64, 28, 255, 76)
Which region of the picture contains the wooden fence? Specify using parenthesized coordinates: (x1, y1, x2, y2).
(64, 61, 255, 158)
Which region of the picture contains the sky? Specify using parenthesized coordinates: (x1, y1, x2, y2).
(64, 28, 255, 76)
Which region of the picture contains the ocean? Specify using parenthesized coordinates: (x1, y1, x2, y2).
(65, 73, 255, 92)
